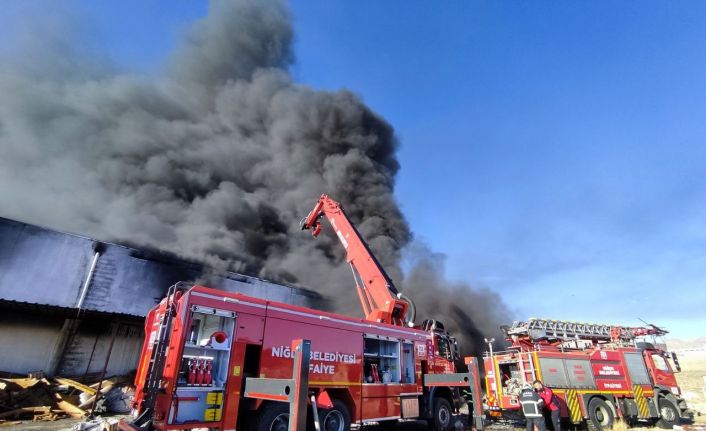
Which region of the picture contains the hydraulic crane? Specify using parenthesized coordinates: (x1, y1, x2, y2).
(300, 194, 412, 326)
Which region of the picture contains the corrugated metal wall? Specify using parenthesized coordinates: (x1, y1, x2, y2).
(0, 217, 324, 376)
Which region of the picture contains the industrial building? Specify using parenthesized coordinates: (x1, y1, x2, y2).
(0, 217, 322, 378)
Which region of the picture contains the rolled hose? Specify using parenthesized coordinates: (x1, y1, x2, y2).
(397, 292, 417, 326)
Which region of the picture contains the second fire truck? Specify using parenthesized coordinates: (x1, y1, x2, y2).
(483, 318, 691, 430)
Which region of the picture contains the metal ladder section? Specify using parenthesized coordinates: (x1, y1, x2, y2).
(506, 318, 634, 341)
(517, 352, 536, 384)
(424, 357, 485, 431)
(133, 283, 180, 427)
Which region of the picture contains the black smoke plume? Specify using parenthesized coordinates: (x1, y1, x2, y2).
(0, 0, 509, 357)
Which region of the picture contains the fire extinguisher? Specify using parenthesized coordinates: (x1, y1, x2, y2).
(196, 359, 205, 386)
(187, 359, 197, 386)
(203, 360, 213, 386)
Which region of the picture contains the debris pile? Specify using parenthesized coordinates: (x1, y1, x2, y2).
(0, 373, 133, 427)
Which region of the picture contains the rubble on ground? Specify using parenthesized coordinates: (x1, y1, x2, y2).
(0, 371, 133, 428)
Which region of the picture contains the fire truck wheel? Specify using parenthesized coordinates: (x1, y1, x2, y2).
(317, 399, 351, 431)
(432, 398, 453, 431)
(256, 402, 291, 431)
(656, 399, 679, 429)
(586, 398, 614, 431)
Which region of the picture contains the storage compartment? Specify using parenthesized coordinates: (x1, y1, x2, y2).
(401, 342, 415, 384)
(538, 357, 569, 387)
(364, 336, 400, 383)
(170, 389, 224, 424)
(170, 306, 235, 424)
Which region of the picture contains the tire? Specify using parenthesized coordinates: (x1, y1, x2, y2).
(586, 398, 614, 431)
(431, 398, 454, 431)
(256, 402, 290, 431)
(317, 399, 352, 431)
(656, 399, 679, 429)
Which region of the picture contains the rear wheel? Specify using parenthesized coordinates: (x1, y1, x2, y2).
(586, 398, 614, 431)
(656, 398, 679, 429)
(256, 402, 290, 431)
(432, 398, 453, 431)
(317, 399, 351, 431)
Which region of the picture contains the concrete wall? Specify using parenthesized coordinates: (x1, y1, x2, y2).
(0, 316, 65, 374)
(0, 308, 143, 377)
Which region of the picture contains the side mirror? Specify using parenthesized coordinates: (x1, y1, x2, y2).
(671, 352, 681, 372)
(453, 338, 460, 361)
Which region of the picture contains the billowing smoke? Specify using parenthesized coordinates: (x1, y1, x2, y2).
(0, 0, 509, 356)
(403, 244, 510, 357)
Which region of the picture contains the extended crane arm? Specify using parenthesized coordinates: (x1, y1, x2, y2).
(301, 194, 409, 326)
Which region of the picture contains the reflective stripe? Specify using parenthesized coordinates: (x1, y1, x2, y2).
(633, 385, 650, 418)
(191, 291, 266, 309)
(566, 389, 583, 423)
(360, 416, 401, 423)
(521, 400, 543, 417)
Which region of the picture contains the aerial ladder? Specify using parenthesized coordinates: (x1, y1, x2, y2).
(503, 318, 668, 346)
(301, 194, 486, 430)
(300, 194, 414, 326)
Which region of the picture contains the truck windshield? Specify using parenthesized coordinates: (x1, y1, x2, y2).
(651, 354, 670, 372)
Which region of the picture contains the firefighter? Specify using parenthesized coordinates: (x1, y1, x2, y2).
(520, 384, 546, 431)
(533, 379, 561, 431)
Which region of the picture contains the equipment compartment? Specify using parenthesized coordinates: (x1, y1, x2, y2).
(170, 306, 235, 424)
(364, 336, 400, 383)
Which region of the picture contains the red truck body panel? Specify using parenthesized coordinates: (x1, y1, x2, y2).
(133, 285, 454, 430)
(483, 344, 682, 422)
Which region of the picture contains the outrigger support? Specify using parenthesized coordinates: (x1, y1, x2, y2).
(244, 339, 312, 431)
(424, 357, 485, 431)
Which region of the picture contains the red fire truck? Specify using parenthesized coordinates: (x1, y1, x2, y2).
(483, 318, 691, 430)
(126, 195, 483, 431)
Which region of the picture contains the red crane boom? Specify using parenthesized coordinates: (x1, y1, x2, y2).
(300, 194, 410, 326)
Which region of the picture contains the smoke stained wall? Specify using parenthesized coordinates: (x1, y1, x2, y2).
(0, 0, 510, 356)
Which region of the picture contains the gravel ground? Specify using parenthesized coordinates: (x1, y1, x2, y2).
(2, 412, 702, 431)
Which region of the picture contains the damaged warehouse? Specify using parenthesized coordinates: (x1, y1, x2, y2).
(0, 217, 323, 378)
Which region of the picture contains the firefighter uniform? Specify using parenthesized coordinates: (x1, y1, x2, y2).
(520, 387, 546, 431)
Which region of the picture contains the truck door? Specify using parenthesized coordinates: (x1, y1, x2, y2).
(644, 351, 678, 388)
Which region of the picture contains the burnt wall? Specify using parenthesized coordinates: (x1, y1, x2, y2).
(0, 217, 325, 376)
(0, 217, 323, 314)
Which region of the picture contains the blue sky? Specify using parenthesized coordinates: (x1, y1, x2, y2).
(2, 1, 705, 338)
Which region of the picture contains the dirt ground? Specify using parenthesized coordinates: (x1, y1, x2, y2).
(675, 350, 706, 417)
(0, 414, 129, 431)
(1, 415, 703, 431)
(3, 351, 703, 431)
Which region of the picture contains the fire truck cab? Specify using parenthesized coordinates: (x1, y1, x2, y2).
(483, 319, 691, 431)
